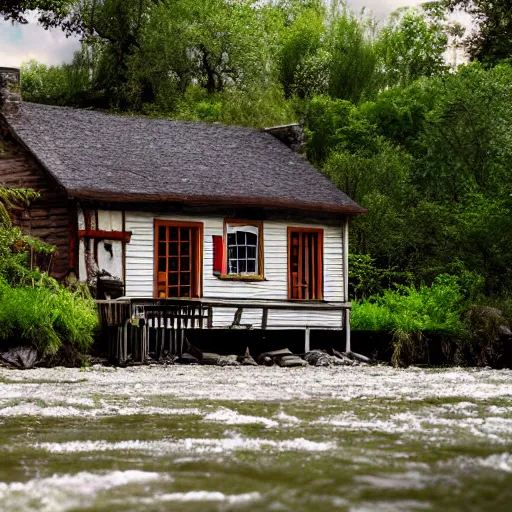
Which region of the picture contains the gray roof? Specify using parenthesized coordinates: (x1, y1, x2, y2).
(4, 102, 365, 214)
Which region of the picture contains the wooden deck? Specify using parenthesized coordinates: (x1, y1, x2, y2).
(96, 297, 351, 363)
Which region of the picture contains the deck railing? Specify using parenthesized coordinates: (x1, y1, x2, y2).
(96, 297, 351, 363)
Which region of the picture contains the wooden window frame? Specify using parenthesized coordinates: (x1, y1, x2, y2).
(287, 227, 324, 300)
(153, 219, 204, 298)
(219, 219, 265, 281)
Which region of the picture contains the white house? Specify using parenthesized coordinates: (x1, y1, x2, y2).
(0, 67, 366, 358)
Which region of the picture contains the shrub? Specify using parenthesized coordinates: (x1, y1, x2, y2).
(0, 278, 98, 356)
(352, 274, 465, 334)
(351, 275, 469, 367)
(0, 186, 99, 360)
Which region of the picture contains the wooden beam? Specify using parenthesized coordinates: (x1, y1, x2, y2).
(78, 229, 132, 243)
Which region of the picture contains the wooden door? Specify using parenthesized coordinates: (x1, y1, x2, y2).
(288, 228, 323, 300)
(154, 221, 203, 298)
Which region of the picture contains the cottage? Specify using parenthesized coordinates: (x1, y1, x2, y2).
(0, 67, 366, 358)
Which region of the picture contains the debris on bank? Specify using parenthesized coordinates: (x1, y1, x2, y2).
(114, 343, 371, 368)
(0, 340, 372, 369)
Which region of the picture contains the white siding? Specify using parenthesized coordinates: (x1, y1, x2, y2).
(96, 210, 124, 279)
(125, 212, 344, 328)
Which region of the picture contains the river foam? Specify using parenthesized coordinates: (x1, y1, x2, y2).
(0, 470, 163, 512)
(34, 435, 336, 455)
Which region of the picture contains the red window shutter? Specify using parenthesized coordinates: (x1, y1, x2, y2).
(212, 235, 224, 275)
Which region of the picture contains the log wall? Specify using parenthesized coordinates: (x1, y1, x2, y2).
(0, 130, 70, 278)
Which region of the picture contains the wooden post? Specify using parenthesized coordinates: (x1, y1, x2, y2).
(304, 327, 311, 353)
(123, 318, 130, 362)
(343, 217, 351, 353)
(261, 308, 268, 330)
(207, 306, 213, 329)
(232, 308, 243, 327)
(345, 309, 351, 353)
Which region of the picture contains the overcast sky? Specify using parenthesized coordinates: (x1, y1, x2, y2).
(0, 0, 463, 68)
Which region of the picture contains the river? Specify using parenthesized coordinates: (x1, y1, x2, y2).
(0, 365, 511, 511)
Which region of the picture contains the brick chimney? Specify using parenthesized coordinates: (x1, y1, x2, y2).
(0, 67, 21, 117)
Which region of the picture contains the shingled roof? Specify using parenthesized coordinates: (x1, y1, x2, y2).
(4, 102, 366, 215)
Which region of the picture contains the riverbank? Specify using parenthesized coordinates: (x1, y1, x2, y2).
(1, 366, 512, 511)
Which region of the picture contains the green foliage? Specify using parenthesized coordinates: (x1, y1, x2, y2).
(377, 6, 448, 88)
(349, 253, 411, 300)
(21, 51, 99, 107)
(0, 1, 76, 31)
(20, 0, 451, 114)
(277, 2, 326, 98)
(0, 186, 98, 357)
(302, 62, 512, 294)
(0, 186, 38, 228)
(446, 0, 512, 65)
(0, 187, 55, 285)
(351, 275, 466, 334)
(0, 278, 97, 355)
(173, 85, 296, 128)
(326, 4, 379, 103)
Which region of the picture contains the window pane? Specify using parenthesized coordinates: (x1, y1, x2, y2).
(181, 286, 191, 298)
(246, 232, 257, 246)
(247, 259, 256, 273)
(228, 246, 236, 260)
(169, 273, 178, 286)
(158, 258, 166, 272)
(158, 226, 166, 241)
(169, 257, 178, 271)
(181, 272, 190, 285)
(236, 231, 245, 245)
(227, 233, 235, 246)
(168, 286, 179, 297)
(238, 246, 246, 260)
(180, 228, 190, 241)
(181, 257, 190, 271)
(158, 242, 166, 257)
(181, 242, 189, 256)
(247, 246, 256, 259)
(169, 242, 178, 256)
(169, 227, 179, 240)
(238, 260, 247, 273)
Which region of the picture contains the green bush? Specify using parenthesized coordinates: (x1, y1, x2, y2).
(351, 274, 465, 334)
(0, 186, 99, 359)
(0, 278, 98, 356)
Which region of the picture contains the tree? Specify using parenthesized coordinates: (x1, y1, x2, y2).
(185, 0, 271, 94)
(326, 4, 379, 103)
(0, 1, 81, 34)
(446, 0, 512, 64)
(377, 6, 448, 88)
(415, 63, 512, 202)
(276, 1, 326, 98)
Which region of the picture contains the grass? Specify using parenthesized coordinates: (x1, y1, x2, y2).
(0, 279, 98, 357)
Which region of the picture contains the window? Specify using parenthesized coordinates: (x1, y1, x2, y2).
(213, 220, 264, 279)
(288, 228, 323, 300)
(154, 220, 203, 298)
(227, 225, 259, 275)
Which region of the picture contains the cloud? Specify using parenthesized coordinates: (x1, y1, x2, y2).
(0, 15, 80, 67)
(349, 0, 426, 18)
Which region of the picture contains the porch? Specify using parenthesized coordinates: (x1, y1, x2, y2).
(96, 297, 351, 363)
